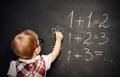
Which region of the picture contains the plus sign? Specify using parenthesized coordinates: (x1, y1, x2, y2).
(74, 35, 82, 43)
(76, 16, 84, 26)
(74, 53, 82, 60)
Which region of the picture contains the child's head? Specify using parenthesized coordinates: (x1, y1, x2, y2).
(11, 30, 41, 59)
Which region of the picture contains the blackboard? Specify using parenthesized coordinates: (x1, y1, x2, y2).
(1, 0, 120, 77)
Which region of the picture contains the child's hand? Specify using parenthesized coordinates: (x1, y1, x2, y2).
(55, 31, 63, 41)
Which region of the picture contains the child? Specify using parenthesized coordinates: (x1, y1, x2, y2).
(7, 29, 63, 77)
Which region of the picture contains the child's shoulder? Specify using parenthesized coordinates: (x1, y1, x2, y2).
(41, 55, 51, 60)
(9, 60, 16, 65)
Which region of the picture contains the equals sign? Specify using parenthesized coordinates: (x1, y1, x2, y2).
(93, 35, 99, 39)
(94, 51, 103, 56)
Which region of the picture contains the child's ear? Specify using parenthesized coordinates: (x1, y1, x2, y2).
(34, 46, 41, 55)
(37, 45, 41, 52)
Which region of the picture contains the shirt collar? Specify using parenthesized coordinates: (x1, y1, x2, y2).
(19, 55, 40, 63)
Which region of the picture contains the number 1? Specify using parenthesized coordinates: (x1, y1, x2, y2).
(68, 10, 74, 28)
(87, 12, 92, 28)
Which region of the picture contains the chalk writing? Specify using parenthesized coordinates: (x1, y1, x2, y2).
(51, 10, 111, 62)
(94, 51, 103, 56)
(76, 16, 84, 26)
(93, 35, 99, 39)
(84, 48, 93, 61)
(99, 13, 110, 28)
(68, 33, 72, 45)
(67, 50, 72, 62)
(83, 32, 92, 45)
(93, 20, 99, 25)
(98, 32, 109, 45)
(87, 11, 92, 28)
(104, 58, 113, 63)
(52, 26, 64, 37)
(68, 10, 74, 28)
(74, 35, 82, 43)
(74, 53, 82, 60)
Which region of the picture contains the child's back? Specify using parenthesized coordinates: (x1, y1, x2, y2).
(7, 30, 63, 77)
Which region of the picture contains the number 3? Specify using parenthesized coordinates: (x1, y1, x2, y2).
(98, 32, 109, 45)
(84, 48, 93, 61)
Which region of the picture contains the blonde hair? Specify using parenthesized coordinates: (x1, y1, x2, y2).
(11, 30, 39, 59)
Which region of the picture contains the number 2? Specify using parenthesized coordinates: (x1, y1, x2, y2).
(99, 13, 110, 28)
(83, 32, 92, 45)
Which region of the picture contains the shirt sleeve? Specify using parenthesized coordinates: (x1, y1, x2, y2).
(7, 61, 17, 77)
(41, 55, 52, 71)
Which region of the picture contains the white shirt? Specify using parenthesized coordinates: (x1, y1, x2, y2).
(7, 55, 52, 77)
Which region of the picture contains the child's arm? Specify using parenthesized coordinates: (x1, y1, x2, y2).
(48, 31, 63, 63)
